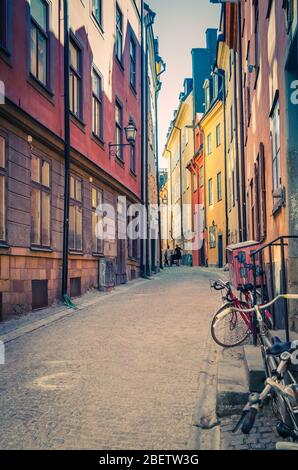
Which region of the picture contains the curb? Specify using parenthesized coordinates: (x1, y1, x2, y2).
(187, 326, 221, 450)
(0, 277, 151, 345)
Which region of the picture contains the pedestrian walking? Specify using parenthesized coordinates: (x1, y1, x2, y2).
(175, 245, 182, 266)
(164, 246, 172, 267)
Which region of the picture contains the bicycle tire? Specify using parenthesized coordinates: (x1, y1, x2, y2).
(262, 346, 298, 431)
(211, 302, 251, 348)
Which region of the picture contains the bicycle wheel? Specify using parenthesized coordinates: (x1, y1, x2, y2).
(262, 346, 298, 431)
(211, 302, 251, 348)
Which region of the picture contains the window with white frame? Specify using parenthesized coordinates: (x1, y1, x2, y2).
(271, 99, 281, 191)
(70, 38, 82, 119)
(69, 175, 83, 251)
(92, 187, 104, 254)
(30, 0, 49, 86)
(92, 68, 103, 139)
(207, 133, 212, 155)
(31, 154, 51, 248)
(115, 4, 123, 63)
(92, 0, 102, 27)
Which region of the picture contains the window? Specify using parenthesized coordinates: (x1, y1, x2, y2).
(92, 69, 103, 139)
(254, 0, 260, 81)
(0, 0, 7, 49)
(207, 133, 212, 155)
(115, 5, 123, 63)
(130, 37, 136, 89)
(208, 178, 213, 206)
(216, 124, 221, 147)
(92, 187, 104, 254)
(92, 0, 102, 27)
(127, 208, 139, 260)
(70, 38, 82, 119)
(285, 0, 294, 32)
(199, 166, 204, 188)
(115, 100, 123, 160)
(209, 226, 216, 249)
(217, 172, 222, 201)
(69, 175, 83, 251)
(271, 99, 281, 191)
(30, 0, 48, 86)
(31, 154, 51, 248)
(0, 136, 6, 242)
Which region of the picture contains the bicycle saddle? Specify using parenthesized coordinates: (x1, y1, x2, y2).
(267, 337, 298, 356)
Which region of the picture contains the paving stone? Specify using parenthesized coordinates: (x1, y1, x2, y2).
(0, 267, 224, 450)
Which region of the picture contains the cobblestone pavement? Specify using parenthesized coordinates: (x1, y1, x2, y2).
(220, 407, 282, 450)
(0, 267, 225, 450)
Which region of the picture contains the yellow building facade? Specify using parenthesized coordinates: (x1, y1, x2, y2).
(217, 40, 240, 246)
(201, 95, 226, 268)
(163, 81, 194, 254)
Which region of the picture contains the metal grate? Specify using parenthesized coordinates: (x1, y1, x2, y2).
(70, 277, 81, 298)
(32, 280, 48, 310)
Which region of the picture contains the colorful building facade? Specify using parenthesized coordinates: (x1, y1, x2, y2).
(0, 0, 162, 319)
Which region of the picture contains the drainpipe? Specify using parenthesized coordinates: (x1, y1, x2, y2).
(141, 5, 155, 278)
(237, 3, 247, 241)
(62, 0, 70, 299)
(173, 125, 184, 251)
(233, 51, 243, 242)
(140, 1, 147, 278)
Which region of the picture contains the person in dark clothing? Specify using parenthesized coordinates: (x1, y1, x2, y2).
(175, 245, 182, 266)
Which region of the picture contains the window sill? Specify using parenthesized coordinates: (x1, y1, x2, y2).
(28, 74, 54, 103)
(69, 250, 84, 256)
(130, 84, 137, 96)
(91, 15, 105, 37)
(91, 133, 105, 149)
(0, 45, 12, 66)
(70, 112, 86, 132)
(115, 156, 125, 168)
(30, 246, 53, 253)
(92, 252, 104, 258)
(128, 257, 139, 263)
(272, 186, 286, 216)
(0, 241, 10, 249)
(130, 170, 137, 179)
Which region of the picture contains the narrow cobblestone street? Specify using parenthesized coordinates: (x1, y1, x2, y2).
(0, 267, 224, 450)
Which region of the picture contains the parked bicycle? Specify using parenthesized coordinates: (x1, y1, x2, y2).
(231, 294, 298, 440)
(210, 279, 272, 348)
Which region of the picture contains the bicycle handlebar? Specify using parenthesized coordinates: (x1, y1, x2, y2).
(230, 294, 298, 313)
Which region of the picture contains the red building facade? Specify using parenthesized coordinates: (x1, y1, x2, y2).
(187, 119, 206, 267)
(0, 0, 143, 319)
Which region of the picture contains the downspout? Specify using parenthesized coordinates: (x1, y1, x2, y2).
(166, 148, 174, 245)
(145, 29, 150, 276)
(237, 2, 247, 241)
(140, 1, 147, 278)
(233, 51, 243, 242)
(217, 68, 229, 258)
(62, 0, 70, 299)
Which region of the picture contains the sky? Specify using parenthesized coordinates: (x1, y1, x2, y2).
(148, 0, 221, 167)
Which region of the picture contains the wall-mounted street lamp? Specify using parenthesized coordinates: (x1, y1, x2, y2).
(109, 118, 137, 158)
